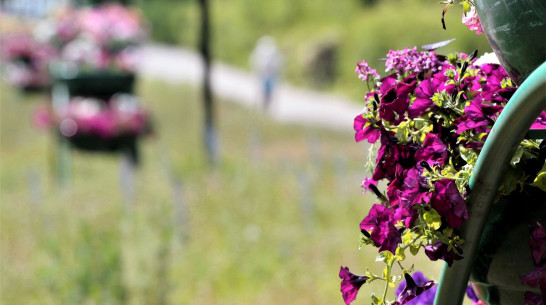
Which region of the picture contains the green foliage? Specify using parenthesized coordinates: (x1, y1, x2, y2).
(135, 0, 491, 100)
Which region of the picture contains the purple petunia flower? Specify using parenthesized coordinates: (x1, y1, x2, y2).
(339, 266, 369, 305)
(395, 271, 437, 305)
(524, 291, 544, 305)
(360, 177, 378, 194)
(424, 241, 463, 267)
(395, 272, 435, 305)
(379, 80, 416, 124)
(354, 114, 381, 143)
(430, 179, 468, 229)
(360, 204, 402, 253)
(415, 133, 448, 166)
(409, 72, 454, 118)
(521, 263, 546, 288)
(529, 221, 546, 265)
(531, 111, 546, 130)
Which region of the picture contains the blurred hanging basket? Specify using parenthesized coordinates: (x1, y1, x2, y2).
(0, 33, 56, 92)
(474, 0, 546, 84)
(36, 94, 152, 160)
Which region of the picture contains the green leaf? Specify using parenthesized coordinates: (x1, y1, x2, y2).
(460, 0, 472, 14)
(409, 244, 420, 256)
(395, 246, 406, 261)
(510, 146, 524, 167)
(531, 171, 546, 192)
(424, 209, 442, 230)
(376, 251, 395, 265)
(371, 293, 383, 305)
(402, 230, 412, 244)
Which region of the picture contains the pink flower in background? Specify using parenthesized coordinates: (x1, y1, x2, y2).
(462, 7, 484, 35)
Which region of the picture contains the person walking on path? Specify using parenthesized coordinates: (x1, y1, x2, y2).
(250, 36, 283, 111)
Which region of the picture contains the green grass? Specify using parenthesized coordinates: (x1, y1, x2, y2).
(0, 80, 443, 305)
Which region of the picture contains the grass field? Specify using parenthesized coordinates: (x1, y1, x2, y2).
(0, 79, 443, 305)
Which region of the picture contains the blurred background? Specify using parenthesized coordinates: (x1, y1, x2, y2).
(0, 0, 489, 304)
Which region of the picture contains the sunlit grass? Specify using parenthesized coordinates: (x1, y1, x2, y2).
(0, 79, 443, 305)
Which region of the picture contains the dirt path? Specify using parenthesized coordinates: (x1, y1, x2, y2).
(138, 44, 362, 132)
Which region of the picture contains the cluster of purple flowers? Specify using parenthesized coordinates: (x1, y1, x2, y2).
(385, 47, 441, 75)
(355, 60, 380, 82)
(340, 47, 546, 305)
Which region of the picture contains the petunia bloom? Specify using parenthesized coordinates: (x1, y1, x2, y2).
(529, 221, 546, 265)
(396, 272, 435, 304)
(430, 179, 468, 229)
(339, 266, 369, 304)
(354, 114, 380, 143)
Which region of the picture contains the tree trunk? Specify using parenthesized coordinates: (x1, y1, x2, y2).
(198, 0, 218, 166)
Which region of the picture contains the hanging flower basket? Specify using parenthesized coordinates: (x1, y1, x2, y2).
(0, 33, 56, 91)
(38, 94, 152, 155)
(339, 47, 546, 305)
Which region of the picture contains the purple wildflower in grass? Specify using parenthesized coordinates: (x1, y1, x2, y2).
(354, 114, 381, 143)
(395, 272, 436, 305)
(356, 59, 380, 82)
(339, 266, 369, 305)
(430, 179, 468, 229)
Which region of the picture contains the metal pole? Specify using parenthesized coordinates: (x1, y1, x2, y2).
(433, 62, 546, 305)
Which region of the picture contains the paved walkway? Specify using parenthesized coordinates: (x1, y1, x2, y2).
(138, 44, 362, 132)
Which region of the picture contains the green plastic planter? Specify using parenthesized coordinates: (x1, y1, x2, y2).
(474, 0, 546, 84)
